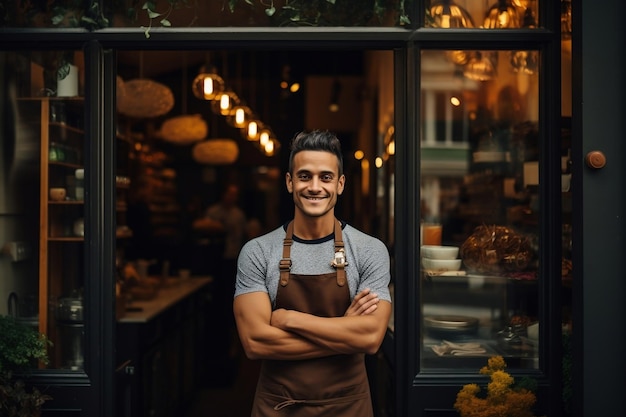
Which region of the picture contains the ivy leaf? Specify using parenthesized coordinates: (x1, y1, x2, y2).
(147, 10, 162, 19)
(51, 14, 65, 26)
(161, 18, 172, 27)
(141, 26, 151, 38)
(399, 14, 411, 25)
(57, 62, 71, 81)
(265, 6, 276, 17)
(245, 0, 254, 5)
(326, 0, 336, 4)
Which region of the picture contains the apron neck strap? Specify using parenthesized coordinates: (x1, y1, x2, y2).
(280, 219, 347, 287)
(280, 221, 294, 286)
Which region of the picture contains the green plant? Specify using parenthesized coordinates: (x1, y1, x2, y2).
(227, 0, 411, 27)
(0, 315, 52, 417)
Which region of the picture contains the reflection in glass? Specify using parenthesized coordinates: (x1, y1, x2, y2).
(463, 51, 498, 81)
(429, 0, 475, 28)
(420, 49, 540, 370)
(426, 0, 542, 30)
(483, 0, 521, 28)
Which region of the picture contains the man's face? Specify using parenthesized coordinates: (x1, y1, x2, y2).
(286, 150, 345, 219)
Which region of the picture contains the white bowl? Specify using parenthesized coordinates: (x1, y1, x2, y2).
(421, 245, 459, 260)
(422, 258, 462, 272)
(527, 322, 539, 341)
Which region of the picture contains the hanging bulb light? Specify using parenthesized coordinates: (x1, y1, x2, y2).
(259, 128, 271, 147)
(192, 66, 225, 100)
(227, 104, 252, 129)
(210, 89, 238, 116)
(429, 0, 475, 28)
(246, 119, 259, 141)
(483, 0, 521, 28)
(264, 139, 276, 156)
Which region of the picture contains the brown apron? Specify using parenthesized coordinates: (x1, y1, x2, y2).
(250, 220, 373, 417)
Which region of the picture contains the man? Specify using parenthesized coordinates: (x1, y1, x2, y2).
(234, 130, 392, 416)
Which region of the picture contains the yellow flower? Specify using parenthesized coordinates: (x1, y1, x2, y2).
(454, 356, 539, 417)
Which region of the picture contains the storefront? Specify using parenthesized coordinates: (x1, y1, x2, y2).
(0, 1, 624, 416)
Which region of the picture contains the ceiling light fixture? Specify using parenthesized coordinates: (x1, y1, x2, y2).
(192, 66, 225, 100)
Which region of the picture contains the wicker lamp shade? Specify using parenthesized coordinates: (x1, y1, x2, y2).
(192, 139, 239, 165)
(158, 114, 208, 145)
(117, 79, 175, 119)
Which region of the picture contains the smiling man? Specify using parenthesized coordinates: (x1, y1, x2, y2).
(234, 130, 392, 416)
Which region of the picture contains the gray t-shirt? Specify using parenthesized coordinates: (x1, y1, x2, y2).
(235, 221, 392, 307)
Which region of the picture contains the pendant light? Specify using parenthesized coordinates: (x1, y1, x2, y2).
(160, 53, 208, 144)
(243, 53, 261, 141)
(429, 0, 475, 28)
(211, 89, 238, 116)
(192, 139, 239, 165)
(483, 0, 521, 29)
(192, 53, 225, 100)
(227, 54, 252, 129)
(118, 52, 174, 119)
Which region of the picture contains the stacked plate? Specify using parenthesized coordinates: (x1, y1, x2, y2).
(421, 245, 462, 273)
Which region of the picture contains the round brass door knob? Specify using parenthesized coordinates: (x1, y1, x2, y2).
(585, 151, 606, 169)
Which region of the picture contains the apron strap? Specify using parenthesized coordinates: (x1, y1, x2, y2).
(280, 221, 294, 286)
(280, 219, 346, 287)
(333, 219, 347, 287)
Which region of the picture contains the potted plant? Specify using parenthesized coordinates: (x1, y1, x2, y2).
(0, 315, 52, 417)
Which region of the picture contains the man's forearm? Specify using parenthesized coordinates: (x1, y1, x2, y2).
(271, 302, 391, 355)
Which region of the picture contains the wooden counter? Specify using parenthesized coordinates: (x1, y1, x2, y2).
(118, 277, 213, 323)
(116, 276, 214, 417)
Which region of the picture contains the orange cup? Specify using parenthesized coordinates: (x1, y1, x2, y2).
(422, 223, 442, 246)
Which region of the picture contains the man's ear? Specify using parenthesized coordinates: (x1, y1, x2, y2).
(337, 174, 346, 195)
(286, 172, 293, 193)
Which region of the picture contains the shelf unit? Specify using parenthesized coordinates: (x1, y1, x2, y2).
(20, 96, 86, 370)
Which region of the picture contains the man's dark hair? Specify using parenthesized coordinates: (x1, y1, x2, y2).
(288, 130, 344, 176)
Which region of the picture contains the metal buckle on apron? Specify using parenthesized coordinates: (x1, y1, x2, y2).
(330, 248, 348, 268)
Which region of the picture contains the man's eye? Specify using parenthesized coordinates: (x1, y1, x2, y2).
(298, 174, 310, 180)
(321, 174, 334, 181)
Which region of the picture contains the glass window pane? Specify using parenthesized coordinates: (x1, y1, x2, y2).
(1, 50, 86, 371)
(419, 49, 540, 370)
(426, 0, 541, 29)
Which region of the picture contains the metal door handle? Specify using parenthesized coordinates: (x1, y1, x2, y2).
(585, 151, 606, 169)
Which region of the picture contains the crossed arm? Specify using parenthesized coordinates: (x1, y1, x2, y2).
(234, 288, 391, 361)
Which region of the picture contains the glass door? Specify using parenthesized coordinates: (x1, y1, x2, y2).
(418, 47, 542, 370)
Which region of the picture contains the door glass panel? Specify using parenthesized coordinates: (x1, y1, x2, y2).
(426, 0, 542, 29)
(419, 49, 540, 370)
(1, 50, 86, 371)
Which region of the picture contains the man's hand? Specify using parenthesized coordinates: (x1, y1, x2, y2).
(344, 288, 379, 317)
